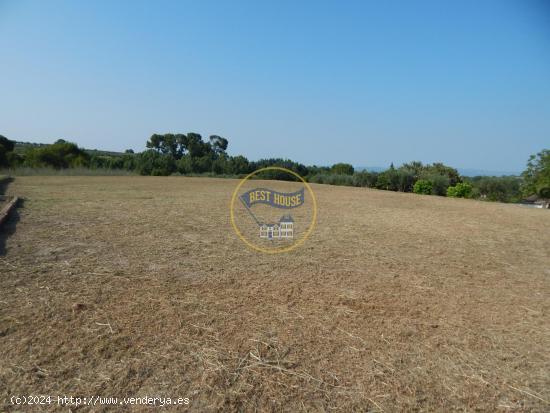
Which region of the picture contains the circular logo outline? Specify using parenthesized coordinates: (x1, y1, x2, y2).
(230, 166, 318, 254)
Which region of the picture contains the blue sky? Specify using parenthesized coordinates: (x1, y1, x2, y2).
(1, 0, 549, 172)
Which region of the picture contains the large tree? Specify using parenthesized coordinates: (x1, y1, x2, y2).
(146, 133, 226, 160)
(331, 163, 354, 175)
(401, 161, 424, 180)
(522, 149, 550, 200)
(146, 133, 180, 158)
(184, 133, 211, 158)
(209, 135, 228, 156)
(0, 135, 16, 167)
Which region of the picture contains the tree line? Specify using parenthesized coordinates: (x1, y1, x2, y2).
(0, 133, 548, 204)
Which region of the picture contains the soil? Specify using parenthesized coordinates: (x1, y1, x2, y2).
(1, 176, 549, 412)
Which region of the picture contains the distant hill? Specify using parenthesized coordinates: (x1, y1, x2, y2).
(456, 168, 520, 177)
(354, 166, 386, 173)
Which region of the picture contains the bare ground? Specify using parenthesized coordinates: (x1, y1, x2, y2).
(0, 176, 549, 412)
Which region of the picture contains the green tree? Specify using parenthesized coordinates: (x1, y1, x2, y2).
(137, 150, 175, 176)
(469, 176, 521, 202)
(376, 167, 400, 191)
(401, 161, 424, 180)
(176, 155, 194, 174)
(185, 133, 210, 158)
(521, 149, 550, 199)
(413, 179, 433, 195)
(209, 135, 228, 156)
(0, 145, 6, 168)
(229, 155, 251, 175)
(447, 182, 473, 198)
(0, 135, 16, 167)
(330, 163, 354, 175)
(146, 134, 163, 153)
(419, 173, 450, 196)
(24, 139, 89, 169)
(193, 155, 213, 173)
(146, 133, 180, 158)
(251, 158, 308, 181)
(352, 171, 379, 188)
(0, 135, 15, 152)
(426, 163, 462, 186)
(396, 169, 415, 192)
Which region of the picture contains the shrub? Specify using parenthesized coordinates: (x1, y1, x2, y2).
(468, 176, 521, 202)
(330, 163, 354, 175)
(0, 146, 6, 168)
(137, 150, 176, 176)
(228, 155, 251, 175)
(352, 171, 379, 188)
(376, 169, 400, 191)
(538, 185, 550, 199)
(413, 179, 433, 195)
(0, 135, 17, 167)
(421, 173, 450, 196)
(251, 158, 309, 178)
(396, 169, 415, 192)
(23, 139, 90, 169)
(447, 182, 473, 198)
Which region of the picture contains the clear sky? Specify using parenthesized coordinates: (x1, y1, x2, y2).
(1, 0, 549, 172)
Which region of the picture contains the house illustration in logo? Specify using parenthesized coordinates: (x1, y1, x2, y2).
(259, 215, 294, 239)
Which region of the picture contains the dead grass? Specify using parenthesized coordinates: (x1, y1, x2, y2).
(0, 176, 549, 412)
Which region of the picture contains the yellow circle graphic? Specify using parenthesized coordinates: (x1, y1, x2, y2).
(230, 167, 317, 254)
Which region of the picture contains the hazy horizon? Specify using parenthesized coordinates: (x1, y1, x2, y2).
(6, 138, 521, 175)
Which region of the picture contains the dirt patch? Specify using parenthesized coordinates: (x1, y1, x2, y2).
(0, 176, 549, 411)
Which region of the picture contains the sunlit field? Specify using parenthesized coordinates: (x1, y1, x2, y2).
(1, 176, 549, 411)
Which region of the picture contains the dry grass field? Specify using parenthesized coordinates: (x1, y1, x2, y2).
(1, 176, 549, 412)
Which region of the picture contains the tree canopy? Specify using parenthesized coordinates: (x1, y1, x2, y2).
(1, 133, 547, 206)
(521, 149, 550, 199)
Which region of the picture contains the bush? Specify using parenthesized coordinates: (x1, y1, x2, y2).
(352, 171, 379, 188)
(521, 149, 550, 198)
(0, 135, 17, 167)
(23, 139, 90, 169)
(330, 163, 354, 175)
(396, 169, 415, 192)
(137, 150, 176, 176)
(193, 155, 213, 173)
(228, 155, 251, 175)
(376, 169, 399, 191)
(538, 185, 550, 199)
(447, 182, 473, 198)
(413, 179, 433, 195)
(467, 176, 521, 202)
(421, 173, 450, 196)
(0, 146, 6, 168)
